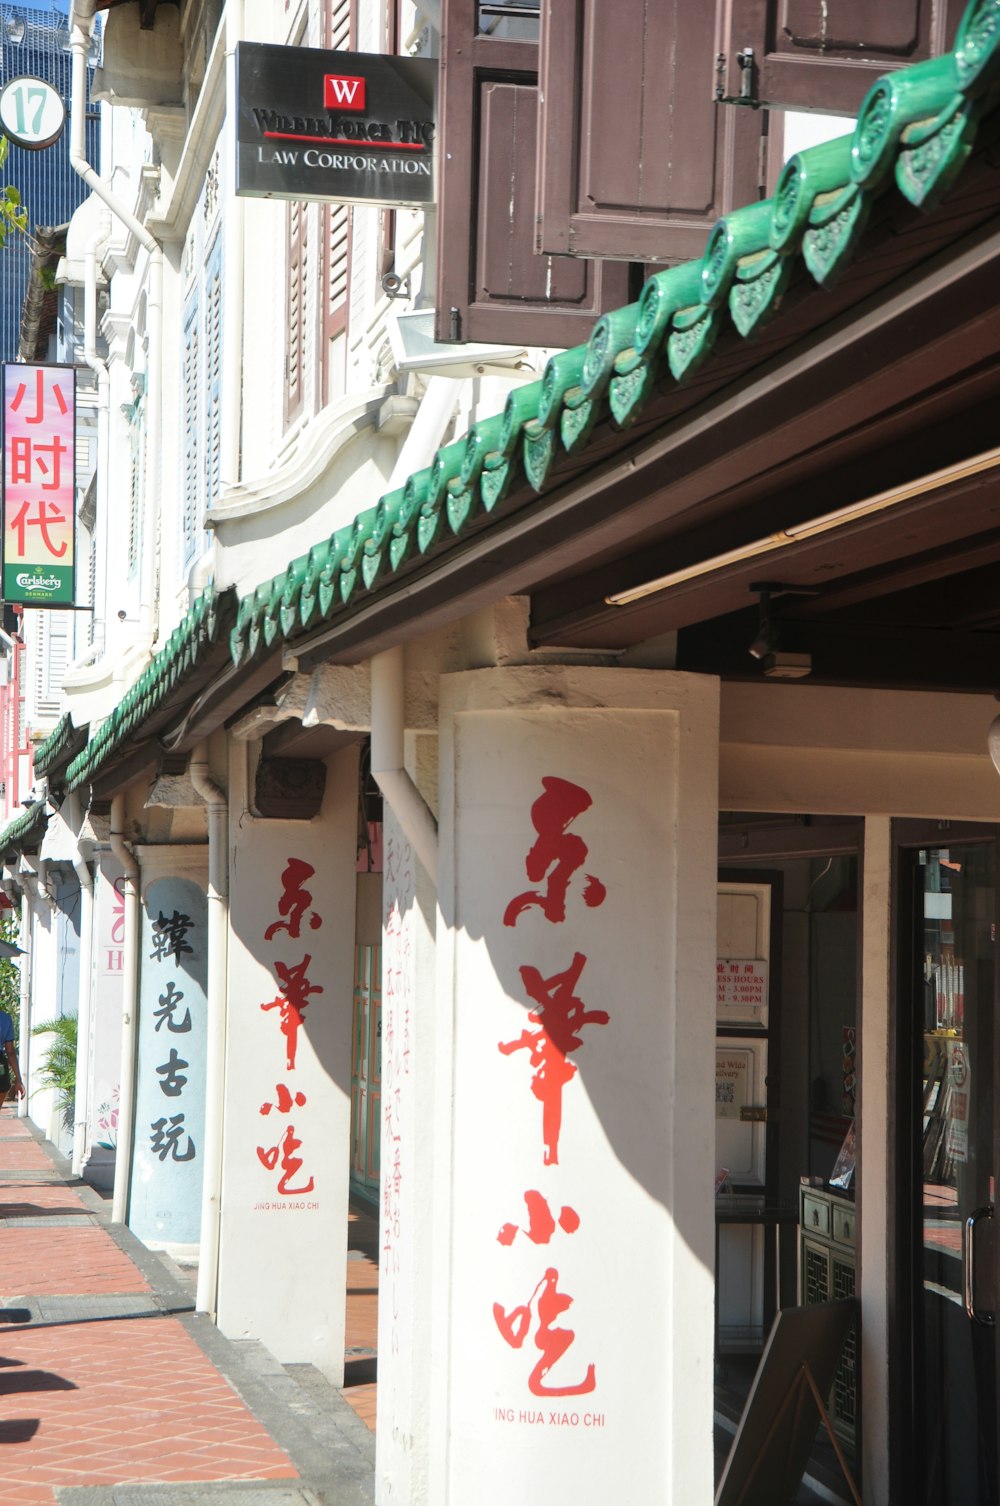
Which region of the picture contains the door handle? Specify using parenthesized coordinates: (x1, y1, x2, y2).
(963, 1205, 996, 1325)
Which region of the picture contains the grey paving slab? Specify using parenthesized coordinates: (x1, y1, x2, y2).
(0, 1213, 96, 1226)
(2, 1293, 186, 1323)
(0, 1166, 66, 1178)
(61, 1489, 324, 1506)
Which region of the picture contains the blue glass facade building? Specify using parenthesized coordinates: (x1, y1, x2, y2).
(0, 3, 99, 361)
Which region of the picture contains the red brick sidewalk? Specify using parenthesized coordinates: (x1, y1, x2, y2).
(0, 1113, 298, 1505)
(344, 1203, 379, 1431)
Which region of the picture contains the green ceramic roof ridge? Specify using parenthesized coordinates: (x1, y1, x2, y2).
(61, 0, 1000, 795)
(33, 712, 83, 780)
(0, 800, 48, 856)
(64, 582, 236, 793)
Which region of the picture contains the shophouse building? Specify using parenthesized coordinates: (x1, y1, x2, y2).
(3, 1, 1000, 1503)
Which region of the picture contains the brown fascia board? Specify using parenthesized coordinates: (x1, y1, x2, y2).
(291, 213, 1000, 670)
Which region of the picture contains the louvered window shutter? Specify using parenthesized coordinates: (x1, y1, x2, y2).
(43, 614, 69, 715)
(181, 296, 200, 565)
(320, 0, 354, 406)
(88, 534, 97, 646)
(285, 199, 309, 427)
(128, 412, 143, 577)
(205, 235, 224, 512)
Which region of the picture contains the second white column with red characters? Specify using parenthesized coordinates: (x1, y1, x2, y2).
(216, 742, 359, 1379)
(412, 666, 720, 1506)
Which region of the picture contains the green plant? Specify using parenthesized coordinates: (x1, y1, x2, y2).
(31, 1015, 77, 1131)
(0, 138, 27, 249)
(0, 908, 20, 1038)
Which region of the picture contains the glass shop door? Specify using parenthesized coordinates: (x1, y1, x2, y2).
(902, 835, 999, 1505)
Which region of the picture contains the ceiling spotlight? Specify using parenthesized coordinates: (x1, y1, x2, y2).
(748, 618, 780, 661)
(748, 584, 779, 661)
(747, 583, 812, 678)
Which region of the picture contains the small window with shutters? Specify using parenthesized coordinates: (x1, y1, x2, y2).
(436, 0, 629, 347)
(714, 0, 966, 116)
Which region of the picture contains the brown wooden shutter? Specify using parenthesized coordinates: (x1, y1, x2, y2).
(535, 0, 766, 265)
(715, 0, 965, 116)
(322, 202, 351, 405)
(436, 0, 628, 348)
(324, 0, 355, 48)
(321, 0, 355, 406)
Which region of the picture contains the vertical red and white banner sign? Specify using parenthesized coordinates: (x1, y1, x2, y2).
(2, 363, 76, 606)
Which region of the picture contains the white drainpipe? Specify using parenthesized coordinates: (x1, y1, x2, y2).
(69, 794, 95, 1177)
(35, 856, 53, 906)
(221, 0, 245, 491)
(370, 647, 438, 885)
(109, 793, 140, 1225)
(69, 6, 162, 653)
(189, 742, 229, 1319)
(365, 378, 462, 886)
(78, 206, 112, 668)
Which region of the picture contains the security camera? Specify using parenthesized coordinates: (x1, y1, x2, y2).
(117, 609, 127, 621)
(380, 271, 409, 299)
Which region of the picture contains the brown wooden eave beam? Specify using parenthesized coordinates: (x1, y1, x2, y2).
(290, 214, 1000, 671)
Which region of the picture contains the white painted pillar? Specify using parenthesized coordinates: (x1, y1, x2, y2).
(130, 847, 209, 1253)
(216, 742, 358, 1380)
(860, 814, 892, 1506)
(375, 807, 437, 1502)
(84, 856, 127, 1187)
(379, 666, 720, 1506)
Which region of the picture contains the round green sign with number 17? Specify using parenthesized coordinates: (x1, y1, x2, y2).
(0, 76, 65, 151)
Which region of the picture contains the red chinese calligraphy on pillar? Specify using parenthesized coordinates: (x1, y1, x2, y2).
(499, 951, 609, 1166)
(494, 1267, 596, 1397)
(504, 777, 607, 927)
(498, 1190, 580, 1246)
(256, 1123, 315, 1195)
(264, 858, 324, 941)
(260, 954, 323, 1070)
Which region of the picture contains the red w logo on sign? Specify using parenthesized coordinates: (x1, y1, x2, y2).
(324, 74, 366, 110)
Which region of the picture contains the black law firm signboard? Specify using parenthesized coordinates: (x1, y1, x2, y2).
(235, 43, 435, 209)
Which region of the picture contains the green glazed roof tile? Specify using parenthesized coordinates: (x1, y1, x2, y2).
(460, 414, 506, 489)
(954, 0, 1000, 92)
(498, 380, 544, 456)
(851, 56, 961, 190)
(537, 346, 587, 430)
